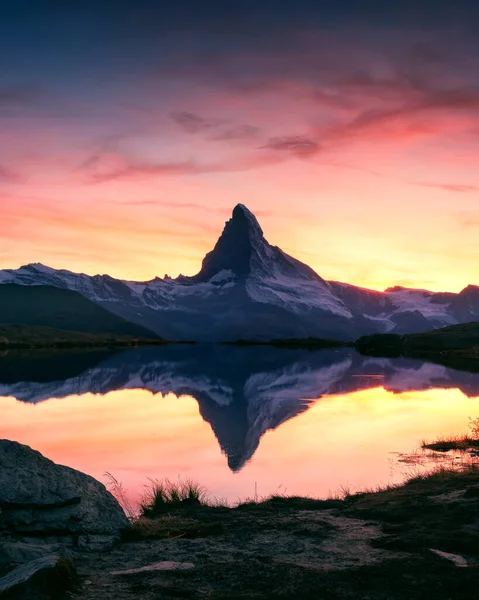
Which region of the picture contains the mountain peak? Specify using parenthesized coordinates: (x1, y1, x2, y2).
(232, 203, 251, 216)
(232, 204, 263, 227)
(231, 204, 263, 236)
(22, 263, 56, 274)
(194, 205, 267, 281)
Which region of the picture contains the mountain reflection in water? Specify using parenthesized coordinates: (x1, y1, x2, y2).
(1, 346, 479, 475)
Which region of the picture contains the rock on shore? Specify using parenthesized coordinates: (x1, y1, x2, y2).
(0, 439, 128, 538)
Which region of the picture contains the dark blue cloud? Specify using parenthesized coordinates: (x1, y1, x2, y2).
(2, 1, 479, 142)
(0, 0, 479, 77)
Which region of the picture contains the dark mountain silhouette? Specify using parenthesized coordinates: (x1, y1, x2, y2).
(0, 205, 477, 341)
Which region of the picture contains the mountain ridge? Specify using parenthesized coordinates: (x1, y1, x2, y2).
(0, 204, 478, 341)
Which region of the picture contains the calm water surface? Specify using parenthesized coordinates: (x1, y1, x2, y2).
(1, 346, 478, 506)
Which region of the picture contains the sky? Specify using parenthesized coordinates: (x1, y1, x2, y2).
(1, 0, 479, 291)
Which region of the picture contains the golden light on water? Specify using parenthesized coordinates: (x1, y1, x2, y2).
(1, 386, 477, 504)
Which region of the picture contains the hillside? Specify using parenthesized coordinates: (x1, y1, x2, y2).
(0, 284, 158, 338)
(355, 322, 479, 370)
(402, 322, 479, 352)
(0, 324, 166, 349)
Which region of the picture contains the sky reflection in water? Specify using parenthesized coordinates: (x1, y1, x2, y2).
(1, 346, 478, 505)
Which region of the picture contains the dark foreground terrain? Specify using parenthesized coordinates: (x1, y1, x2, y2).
(74, 467, 479, 600)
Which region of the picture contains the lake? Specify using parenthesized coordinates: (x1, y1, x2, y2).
(1, 346, 478, 507)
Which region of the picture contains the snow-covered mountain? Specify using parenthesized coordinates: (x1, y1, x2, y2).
(1, 204, 478, 341)
(2, 346, 479, 470)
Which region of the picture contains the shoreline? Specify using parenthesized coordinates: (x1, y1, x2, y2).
(1, 441, 478, 599)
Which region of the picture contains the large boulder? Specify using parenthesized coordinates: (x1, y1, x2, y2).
(0, 440, 128, 538)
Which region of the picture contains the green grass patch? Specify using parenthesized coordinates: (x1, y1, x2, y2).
(123, 515, 223, 541)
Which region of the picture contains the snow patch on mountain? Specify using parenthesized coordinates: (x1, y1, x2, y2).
(246, 273, 352, 317)
(384, 287, 455, 323)
(363, 314, 395, 332)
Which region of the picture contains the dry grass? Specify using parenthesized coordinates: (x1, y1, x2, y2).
(421, 416, 479, 453)
(104, 471, 137, 520)
(342, 464, 479, 557)
(421, 435, 479, 452)
(347, 464, 479, 509)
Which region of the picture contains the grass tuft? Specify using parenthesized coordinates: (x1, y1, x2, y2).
(139, 477, 208, 517)
(421, 416, 479, 453)
(422, 436, 479, 452)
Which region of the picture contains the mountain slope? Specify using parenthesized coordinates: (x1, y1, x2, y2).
(357, 322, 479, 355)
(0, 284, 158, 338)
(0, 205, 477, 341)
(356, 322, 479, 375)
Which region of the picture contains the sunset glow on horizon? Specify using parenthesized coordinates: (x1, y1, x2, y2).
(2, 2, 479, 292)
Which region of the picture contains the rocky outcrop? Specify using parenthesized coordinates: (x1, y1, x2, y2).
(0, 540, 68, 576)
(0, 555, 77, 599)
(0, 440, 128, 538)
(0, 441, 129, 598)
